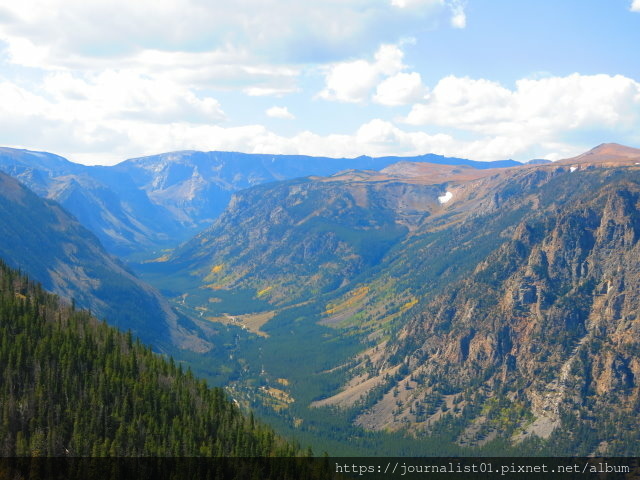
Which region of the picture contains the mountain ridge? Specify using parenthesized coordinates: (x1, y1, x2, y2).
(0, 146, 520, 256)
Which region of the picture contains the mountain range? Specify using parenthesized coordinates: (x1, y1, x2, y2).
(1, 142, 640, 455)
(0, 147, 517, 257)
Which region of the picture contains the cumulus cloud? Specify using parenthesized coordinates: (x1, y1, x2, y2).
(245, 86, 299, 97)
(1, 36, 301, 94)
(374, 72, 429, 106)
(319, 44, 407, 103)
(0, 79, 457, 163)
(266, 106, 295, 120)
(406, 74, 639, 132)
(631, 0, 640, 12)
(318, 59, 382, 103)
(0, 0, 453, 104)
(0, 71, 226, 164)
(3, 70, 638, 165)
(320, 43, 429, 104)
(403, 73, 640, 159)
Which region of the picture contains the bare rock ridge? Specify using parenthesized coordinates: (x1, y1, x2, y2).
(558, 143, 640, 166)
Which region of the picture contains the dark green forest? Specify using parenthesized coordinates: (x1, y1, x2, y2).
(0, 259, 302, 458)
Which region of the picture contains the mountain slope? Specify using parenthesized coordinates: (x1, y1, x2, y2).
(319, 165, 640, 454)
(143, 160, 516, 332)
(0, 171, 207, 352)
(149, 159, 528, 318)
(159, 176, 445, 308)
(0, 259, 304, 460)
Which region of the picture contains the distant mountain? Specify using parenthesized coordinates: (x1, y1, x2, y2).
(0, 171, 209, 352)
(373, 153, 520, 169)
(0, 147, 517, 256)
(158, 176, 434, 307)
(0, 148, 181, 256)
(524, 158, 553, 165)
(111, 150, 518, 245)
(147, 147, 640, 454)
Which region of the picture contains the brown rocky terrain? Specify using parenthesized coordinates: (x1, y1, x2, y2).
(318, 161, 640, 453)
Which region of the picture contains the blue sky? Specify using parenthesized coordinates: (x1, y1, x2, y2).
(0, 0, 639, 164)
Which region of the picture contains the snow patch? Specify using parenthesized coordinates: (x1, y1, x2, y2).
(438, 191, 453, 204)
(570, 166, 577, 173)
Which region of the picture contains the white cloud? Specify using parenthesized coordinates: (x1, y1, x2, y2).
(0, 0, 448, 68)
(374, 72, 429, 106)
(0, 70, 227, 164)
(279, 119, 456, 158)
(403, 73, 640, 159)
(266, 106, 295, 120)
(0, 83, 458, 163)
(318, 59, 381, 103)
(245, 86, 299, 97)
(41, 71, 226, 124)
(631, 0, 640, 12)
(405, 76, 513, 128)
(0, 77, 631, 165)
(1, 36, 50, 67)
(319, 44, 412, 103)
(1, 38, 301, 95)
(406, 74, 639, 132)
(128, 49, 301, 93)
(0, 0, 452, 104)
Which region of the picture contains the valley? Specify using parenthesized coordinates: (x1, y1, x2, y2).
(2, 144, 640, 456)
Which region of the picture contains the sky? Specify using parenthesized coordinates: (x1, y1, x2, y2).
(0, 0, 639, 165)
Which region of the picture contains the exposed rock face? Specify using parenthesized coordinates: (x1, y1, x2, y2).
(344, 169, 640, 453)
(124, 142, 640, 453)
